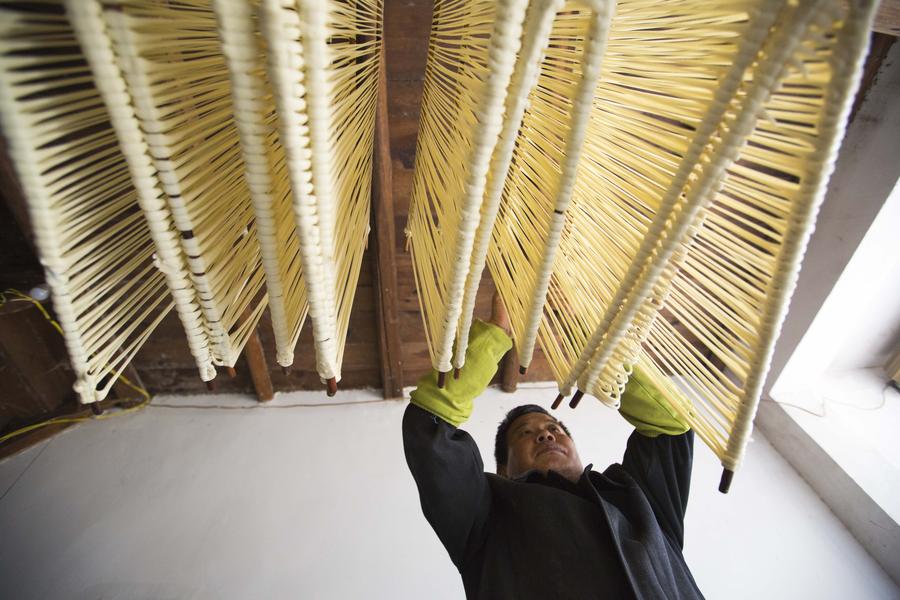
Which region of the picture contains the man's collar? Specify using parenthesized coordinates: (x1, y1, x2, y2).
(511, 463, 631, 499)
(513, 463, 594, 492)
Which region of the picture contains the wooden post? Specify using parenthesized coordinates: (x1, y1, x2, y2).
(874, 1, 900, 36)
(371, 48, 404, 399)
(501, 346, 518, 393)
(243, 326, 274, 402)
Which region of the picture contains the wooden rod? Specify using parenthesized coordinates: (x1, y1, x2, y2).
(719, 468, 734, 494)
(568, 389, 585, 408)
(551, 393, 564, 409)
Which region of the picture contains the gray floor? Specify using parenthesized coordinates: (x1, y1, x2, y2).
(1, 386, 897, 599)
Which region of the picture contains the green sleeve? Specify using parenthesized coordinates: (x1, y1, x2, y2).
(618, 366, 691, 438)
(409, 320, 513, 427)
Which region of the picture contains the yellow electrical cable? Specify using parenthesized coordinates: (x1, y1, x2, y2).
(0, 289, 152, 447)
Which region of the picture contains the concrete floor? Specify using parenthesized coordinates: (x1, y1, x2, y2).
(0, 385, 897, 599)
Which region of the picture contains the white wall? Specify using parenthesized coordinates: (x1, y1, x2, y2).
(0, 386, 896, 599)
(777, 179, 900, 383)
(764, 42, 900, 395)
(758, 42, 900, 585)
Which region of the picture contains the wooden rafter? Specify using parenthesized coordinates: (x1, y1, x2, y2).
(243, 327, 275, 402)
(875, 0, 900, 36)
(371, 50, 404, 399)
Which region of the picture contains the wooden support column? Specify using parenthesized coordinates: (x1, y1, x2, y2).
(501, 345, 519, 393)
(243, 326, 274, 402)
(371, 49, 404, 399)
(874, 0, 900, 36)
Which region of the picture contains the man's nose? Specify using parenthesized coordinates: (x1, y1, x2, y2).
(537, 430, 555, 442)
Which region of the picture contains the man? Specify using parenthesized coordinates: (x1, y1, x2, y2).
(403, 295, 704, 599)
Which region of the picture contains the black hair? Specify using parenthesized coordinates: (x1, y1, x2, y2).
(494, 404, 572, 468)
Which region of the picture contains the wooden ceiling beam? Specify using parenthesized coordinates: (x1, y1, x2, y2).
(875, 0, 900, 37)
(243, 326, 275, 402)
(371, 50, 405, 399)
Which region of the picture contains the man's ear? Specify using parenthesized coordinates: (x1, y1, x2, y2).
(497, 464, 508, 478)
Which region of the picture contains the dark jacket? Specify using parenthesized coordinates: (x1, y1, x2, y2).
(403, 401, 704, 599)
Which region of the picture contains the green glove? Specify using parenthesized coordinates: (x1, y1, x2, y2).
(410, 320, 513, 427)
(618, 366, 691, 437)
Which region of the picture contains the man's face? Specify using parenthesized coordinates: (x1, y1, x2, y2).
(501, 412, 583, 483)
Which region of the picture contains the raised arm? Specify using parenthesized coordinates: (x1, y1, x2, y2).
(618, 367, 694, 548)
(402, 319, 512, 567)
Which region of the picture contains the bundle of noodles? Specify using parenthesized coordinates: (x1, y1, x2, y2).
(406, 0, 635, 383)
(259, 0, 381, 393)
(407, 0, 535, 385)
(215, 0, 310, 372)
(65, 0, 219, 383)
(0, 0, 176, 404)
(80, 0, 269, 371)
(617, 0, 878, 490)
(494, 0, 773, 393)
(408, 0, 877, 489)
(528, 0, 877, 489)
